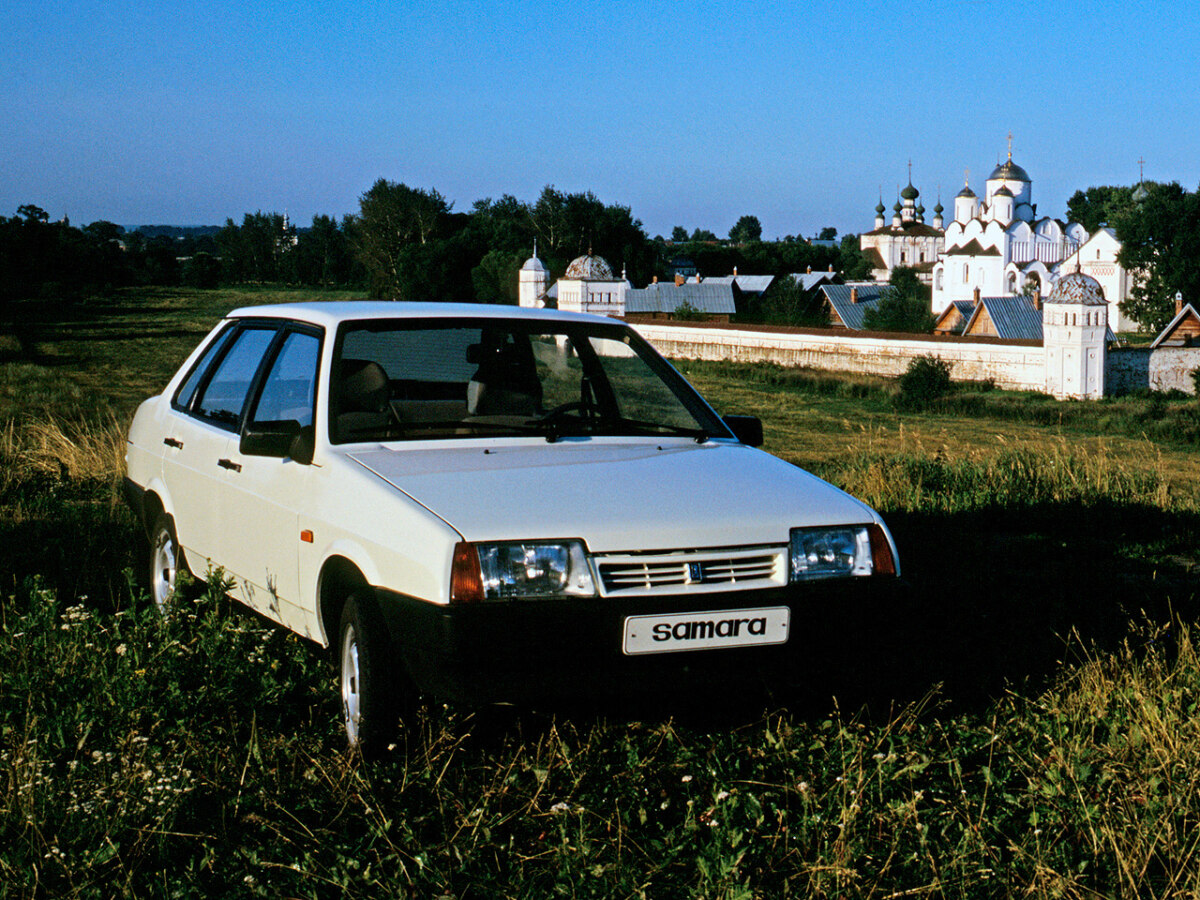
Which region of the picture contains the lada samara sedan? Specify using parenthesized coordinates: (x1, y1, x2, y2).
(125, 302, 901, 754)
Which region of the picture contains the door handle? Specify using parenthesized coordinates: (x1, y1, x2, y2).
(217, 458, 242, 473)
(163, 437, 183, 449)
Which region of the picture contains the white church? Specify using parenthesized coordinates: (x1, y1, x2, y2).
(928, 144, 1136, 333)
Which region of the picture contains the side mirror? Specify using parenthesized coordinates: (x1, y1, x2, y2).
(289, 424, 315, 466)
(241, 420, 312, 463)
(723, 415, 763, 447)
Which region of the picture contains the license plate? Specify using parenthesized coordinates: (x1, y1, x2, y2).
(622, 606, 790, 655)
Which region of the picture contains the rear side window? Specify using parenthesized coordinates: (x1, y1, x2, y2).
(173, 324, 235, 411)
(249, 331, 321, 428)
(193, 327, 278, 429)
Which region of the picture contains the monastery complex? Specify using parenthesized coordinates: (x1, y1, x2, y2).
(515, 145, 1200, 401)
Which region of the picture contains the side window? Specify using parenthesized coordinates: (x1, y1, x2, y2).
(173, 324, 235, 411)
(249, 331, 321, 427)
(194, 327, 278, 429)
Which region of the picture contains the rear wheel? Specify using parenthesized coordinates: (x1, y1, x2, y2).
(148, 513, 187, 615)
(339, 592, 411, 757)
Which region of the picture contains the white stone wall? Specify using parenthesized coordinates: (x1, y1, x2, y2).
(633, 323, 1200, 398)
(632, 323, 1047, 392)
(1108, 347, 1200, 394)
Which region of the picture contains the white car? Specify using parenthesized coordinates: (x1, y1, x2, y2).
(125, 302, 901, 754)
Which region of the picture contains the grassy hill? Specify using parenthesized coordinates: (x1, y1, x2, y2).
(2, 287, 1199, 897)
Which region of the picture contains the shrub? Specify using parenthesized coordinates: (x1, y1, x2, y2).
(671, 300, 705, 322)
(897, 355, 952, 407)
(1192, 366, 1200, 395)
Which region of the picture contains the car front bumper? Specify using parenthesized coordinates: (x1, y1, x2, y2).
(375, 577, 911, 705)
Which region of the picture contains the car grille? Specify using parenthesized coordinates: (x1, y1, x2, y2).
(595, 547, 787, 597)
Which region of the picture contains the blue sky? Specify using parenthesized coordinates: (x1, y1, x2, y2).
(3, 0, 1198, 239)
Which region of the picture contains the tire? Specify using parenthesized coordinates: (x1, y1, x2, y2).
(148, 513, 188, 616)
(338, 592, 411, 758)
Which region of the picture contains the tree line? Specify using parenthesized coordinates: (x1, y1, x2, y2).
(0, 184, 859, 310)
(20, 174, 1197, 332)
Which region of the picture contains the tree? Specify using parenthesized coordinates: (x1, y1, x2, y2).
(17, 204, 48, 223)
(729, 215, 762, 244)
(690, 228, 718, 242)
(471, 248, 525, 304)
(670, 226, 689, 243)
(818, 226, 838, 241)
(863, 266, 935, 333)
(758, 274, 829, 326)
(295, 214, 355, 287)
(469, 195, 533, 255)
(1067, 185, 1136, 232)
(353, 179, 453, 299)
(1114, 181, 1200, 331)
(837, 235, 873, 281)
(182, 252, 222, 288)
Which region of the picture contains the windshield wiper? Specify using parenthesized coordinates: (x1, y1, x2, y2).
(402, 419, 542, 436)
(606, 417, 713, 443)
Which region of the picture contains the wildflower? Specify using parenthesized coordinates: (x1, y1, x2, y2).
(115, 644, 127, 656)
(681, 775, 693, 783)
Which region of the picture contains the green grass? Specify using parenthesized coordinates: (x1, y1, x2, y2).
(2, 286, 1200, 897)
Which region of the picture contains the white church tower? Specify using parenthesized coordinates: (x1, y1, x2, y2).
(518, 242, 549, 308)
(1043, 268, 1107, 400)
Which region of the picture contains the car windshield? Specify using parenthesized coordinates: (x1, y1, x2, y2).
(329, 317, 731, 444)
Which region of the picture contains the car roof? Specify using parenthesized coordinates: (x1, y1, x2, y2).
(225, 300, 620, 329)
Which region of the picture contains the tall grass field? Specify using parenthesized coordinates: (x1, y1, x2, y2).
(2, 287, 1199, 898)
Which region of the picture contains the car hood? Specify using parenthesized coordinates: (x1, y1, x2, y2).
(348, 439, 879, 553)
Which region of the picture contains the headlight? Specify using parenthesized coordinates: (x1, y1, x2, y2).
(789, 524, 895, 581)
(451, 540, 596, 603)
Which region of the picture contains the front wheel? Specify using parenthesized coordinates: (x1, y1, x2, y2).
(339, 592, 412, 757)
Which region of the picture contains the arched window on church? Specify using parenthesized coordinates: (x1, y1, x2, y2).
(963, 264, 969, 283)
(935, 269, 943, 291)
(1007, 273, 1017, 293)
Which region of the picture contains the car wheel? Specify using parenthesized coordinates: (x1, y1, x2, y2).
(148, 513, 188, 616)
(339, 592, 410, 757)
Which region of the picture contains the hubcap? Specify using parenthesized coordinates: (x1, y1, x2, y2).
(152, 529, 177, 613)
(340, 625, 362, 745)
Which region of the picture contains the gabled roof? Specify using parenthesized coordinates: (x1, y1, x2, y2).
(702, 273, 775, 294)
(732, 274, 774, 294)
(788, 271, 842, 291)
(1151, 303, 1200, 348)
(862, 223, 944, 237)
(819, 283, 891, 330)
(945, 238, 1002, 257)
(963, 296, 1044, 341)
(625, 282, 736, 315)
(933, 300, 976, 334)
(861, 247, 887, 270)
